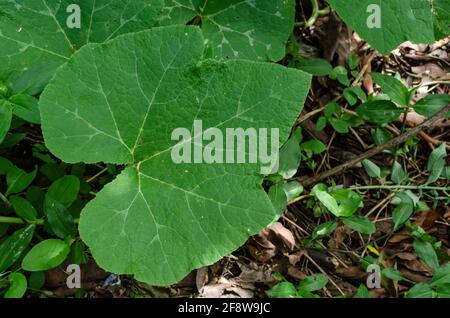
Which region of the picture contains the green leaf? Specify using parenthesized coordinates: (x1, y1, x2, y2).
(22, 239, 70, 272)
(161, 0, 296, 61)
(414, 239, 439, 271)
(356, 100, 403, 124)
(405, 283, 434, 298)
(311, 186, 362, 217)
(433, 0, 450, 38)
(6, 166, 37, 195)
(10, 62, 61, 96)
(436, 284, 450, 298)
(391, 161, 407, 185)
(362, 159, 381, 178)
(312, 221, 338, 239)
(0, 0, 164, 86)
(413, 94, 450, 117)
(392, 201, 414, 230)
(316, 116, 327, 131)
(47, 175, 80, 208)
(4, 273, 27, 298)
(29, 271, 46, 290)
(342, 215, 376, 235)
(343, 87, 367, 105)
(432, 264, 450, 287)
(301, 140, 326, 154)
(329, 118, 349, 134)
(278, 129, 302, 179)
(0, 156, 14, 175)
(282, 181, 303, 202)
(298, 274, 329, 292)
(10, 196, 37, 222)
(427, 143, 447, 184)
(9, 94, 41, 124)
(354, 284, 371, 298)
(0, 101, 12, 143)
(370, 73, 410, 106)
(40, 26, 311, 285)
(268, 183, 288, 224)
(297, 58, 333, 76)
(311, 185, 339, 216)
(331, 189, 363, 217)
(382, 268, 406, 281)
(44, 196, 76, 239)
(267, 281, 297, 298)
(327, 0, 440, 55)
(0, 225, 35, 272)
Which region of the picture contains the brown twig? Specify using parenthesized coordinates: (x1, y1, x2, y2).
(295, 104, 450, 188)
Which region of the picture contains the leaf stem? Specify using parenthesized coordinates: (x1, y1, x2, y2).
(0, 216, 44, 225)
(295, 0, 330, 28)
(349, 185, 450, 191)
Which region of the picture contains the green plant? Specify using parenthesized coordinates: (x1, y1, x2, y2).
(0, 0, 449, 298)
(267, 273, 329, 298)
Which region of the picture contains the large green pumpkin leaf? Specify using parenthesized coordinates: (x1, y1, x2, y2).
(0, 0, 164, 86)
(161, 0, 296, 61)
(326, 0, 449, 55)
(40, 26, 311, 285)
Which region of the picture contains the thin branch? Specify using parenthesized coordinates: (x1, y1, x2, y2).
(295, 104, 450, 187)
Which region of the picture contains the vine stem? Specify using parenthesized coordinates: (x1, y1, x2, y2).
(349, 185, 450, 191)
(0, 192, 10, 207)
(296, 0, 330, 28)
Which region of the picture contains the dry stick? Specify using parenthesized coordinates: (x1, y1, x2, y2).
(297, 104, 450, 188)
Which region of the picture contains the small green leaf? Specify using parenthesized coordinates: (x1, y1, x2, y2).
(427, 143, 447, 184)
(0, 101, 12, 143)
(362, 159, 381, 178)
(298, 274, 329, 292)
(278, 129, 302, 179)
(267, 281, 297, 298)
(414, 239, 439, 271)
(282, 182, 304, 202)
(44, 196, 76, 239)
(22, 239, 70, 272)
(29, 271, 46, 290)
(312, 221, 338, 239)
(370, 73, 410, 106)
(392, 202, 414, 230)
(302, 140, 326, 154)
(391, 161, 407, 185)
(331, 189, 363, 217)
(354, 284, 371, 298)
(329, 118, 349, 134)
(382, 268, 406, 281)
(413, 94, 450, 117)
(4, 272, 27, 298)
(316, 116, 328, 131)
(10, 196, 37, 222)
(311, 185, 340, 216)
(432, 264, 450, 287)
(9, 94, 41, 124)
(268, 183, 288, 222)
(297, 58, 333, 76)
(405, 283, 434, 298)
(342, 215, 376, 235)
(356, 100, 403, 124)
(6, 166, 37, 195)
(47, 175, 80, 208)
(0, 225, 35, 272)
(324, 101, 341, 118)
(348, 53, 359, 70)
